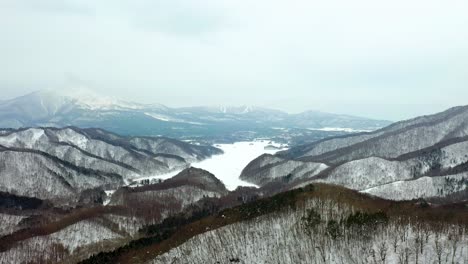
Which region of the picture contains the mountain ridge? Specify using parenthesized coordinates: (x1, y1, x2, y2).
(241, 105, 468, 202)
(0, 126, 222, 202)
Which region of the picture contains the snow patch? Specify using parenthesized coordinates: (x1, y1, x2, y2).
(103, 190, 116, 206)
(130, 169, 185, 184)
(55, 128, 89, 149)
(308, 127, 372, 133)
(362, 173, 468, 200)
(144, 112, 204, 125)
(144, 113, 171, 122)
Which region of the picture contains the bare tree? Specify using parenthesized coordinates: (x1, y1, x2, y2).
(315, 245, 327, 264)
(414, 235, 420, 264)
(378, 242, 388, 264)
(448, 227, 461, 264)
(370, 248, 377, 264)
(392, 234, 399, 253)
(397, 247, 410, 264)
(434, 233, 443, 264)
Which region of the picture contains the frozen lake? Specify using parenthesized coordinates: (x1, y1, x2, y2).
(133, 140, 286, 191)
(192, 141, 286, 190)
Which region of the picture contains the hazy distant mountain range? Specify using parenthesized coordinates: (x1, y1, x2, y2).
(0, 90, 391, 143)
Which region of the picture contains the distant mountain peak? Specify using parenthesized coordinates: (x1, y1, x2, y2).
(38, 89, 146, 110)
(218, 105, 257, 114)
(183, 105, 283, 115)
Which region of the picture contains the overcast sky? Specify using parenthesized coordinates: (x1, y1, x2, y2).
(1, 0, 467, 120)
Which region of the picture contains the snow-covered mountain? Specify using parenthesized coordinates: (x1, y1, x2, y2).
(0, 127, 221, 201)
(0, 90, 391, 143)
(241, 105, 468, 202)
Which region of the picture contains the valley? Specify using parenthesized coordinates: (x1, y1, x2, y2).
(129, 140, 287, 190)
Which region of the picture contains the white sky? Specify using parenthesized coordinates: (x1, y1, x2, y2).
(1, 0, 468, 120)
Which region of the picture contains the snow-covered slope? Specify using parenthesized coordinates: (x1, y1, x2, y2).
(0, 150, 122, 200)
(0, 218, 124, 264)
(150, 189, 468, 264)
(319, 139, 468, 191)
(363, 173, 468, 200)
(240, 154, 328, 186)
(0, 127, 221, 201)
(283, 105, 468, 163)
(0, 213, 25, 236)
(110, 168, 228, 209)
